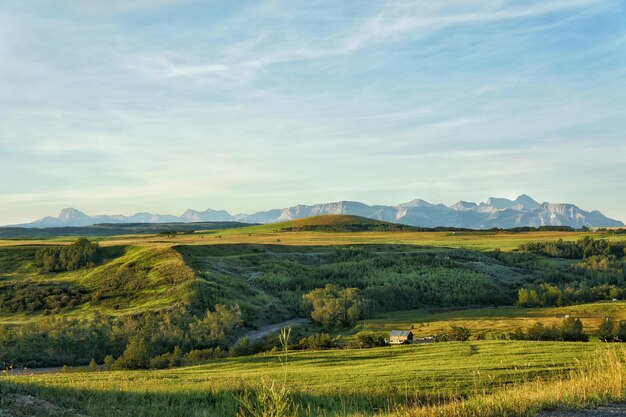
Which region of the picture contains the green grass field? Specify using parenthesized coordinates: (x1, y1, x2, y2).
(3, 225, 623, 251)
(346, 301, 626, 339)
(2, 341, 621, 417)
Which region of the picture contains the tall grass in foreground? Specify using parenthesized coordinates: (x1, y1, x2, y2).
(0, 344, 623, 417)
(234, 346, 625, 417)
(376, 346, 625, 417)
(236, 327, 299, 417)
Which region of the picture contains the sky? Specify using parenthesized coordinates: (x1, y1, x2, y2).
(1, 0, 625, 225)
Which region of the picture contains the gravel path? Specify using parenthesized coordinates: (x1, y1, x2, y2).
(243, 318, 311, 341)
(536, 404, 626, 417)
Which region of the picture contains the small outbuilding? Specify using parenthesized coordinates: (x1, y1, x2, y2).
(389, 330, 413, 344)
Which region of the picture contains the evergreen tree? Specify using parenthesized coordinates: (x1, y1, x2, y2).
(598, 317, 616, 342)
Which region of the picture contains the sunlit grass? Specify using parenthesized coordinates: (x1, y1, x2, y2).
(345, 301, 626, 339)
(1, 342, 623, 417)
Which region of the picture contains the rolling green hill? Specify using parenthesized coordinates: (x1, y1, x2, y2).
(0, 231, 624, 369)
(0, 244, 200, 321)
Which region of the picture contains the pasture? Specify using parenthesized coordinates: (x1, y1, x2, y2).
(2, 341, 622, 417)
(350, 301, 626, 339)
(2, 228, 625, 252)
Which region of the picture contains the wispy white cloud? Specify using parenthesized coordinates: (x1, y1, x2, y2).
(0, 0, 625, 224)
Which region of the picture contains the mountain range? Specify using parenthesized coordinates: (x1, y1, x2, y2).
(9, 194, 624, 229)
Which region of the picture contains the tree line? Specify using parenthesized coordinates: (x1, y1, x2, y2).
(34, 238, 100, 272)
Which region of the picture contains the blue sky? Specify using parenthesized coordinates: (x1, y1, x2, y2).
(1, 0, 625, 224)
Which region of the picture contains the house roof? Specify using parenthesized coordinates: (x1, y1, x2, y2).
(390, 330, 412, 337)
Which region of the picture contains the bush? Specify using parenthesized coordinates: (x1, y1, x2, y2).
(561, 318, 589, 342)
(599, 317, 617, 342)
(184, 348, 222, 364)
(229, 337, 251, 357)
(169, 346, 183, 368)
(103, 355, 115, 371)
(149, 353, 171, 369)
(618, 321, 626, 342)
(449, 325, 471, 341)
(298, 333, 336, 350)
(354, 331, 387, 348)
(114, 337, 150, 370)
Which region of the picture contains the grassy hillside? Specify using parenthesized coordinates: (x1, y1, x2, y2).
(0, 242, 538, 325)
(0, 244, 199, 323)
(175, 243, 534, 326)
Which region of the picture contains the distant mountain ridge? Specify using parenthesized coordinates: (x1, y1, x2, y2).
(9, 194, 624, 229)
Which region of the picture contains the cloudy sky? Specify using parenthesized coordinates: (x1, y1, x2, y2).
(1, 0, 625, 224)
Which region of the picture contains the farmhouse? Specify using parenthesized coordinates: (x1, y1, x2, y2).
(389, 330, 413, 344)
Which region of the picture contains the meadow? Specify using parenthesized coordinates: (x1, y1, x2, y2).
(0, 220, 625, 416)
(348, 301, 626, 340)
(1, 341, 624, 417)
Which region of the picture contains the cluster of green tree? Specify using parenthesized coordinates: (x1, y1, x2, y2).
(598, 317, 626, 342)
(254, 248, 515, 319)
(491, 240, 625, 308)
(302, 285, 368, 329)
(0, 304, 243, 368)
(519, 237, 624, 260)
(0, 281, 88, 313)
(507, 318, 589, 342)
(517, 284, 625, 308)
(34, 238, 100, 272)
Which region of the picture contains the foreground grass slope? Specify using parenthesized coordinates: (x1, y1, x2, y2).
(2, 341, 621, 417)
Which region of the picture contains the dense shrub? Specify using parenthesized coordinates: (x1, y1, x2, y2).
(598, 317, 626, 342)
(0, 281, 87, 313)
(508, 318, 589, 342)
(34, 238, 100, 272)
(448, 325, 471, 341)
(114, 336, 150, 370)
(353, 331, 387, 348)
(298, 333, 336, 350)
(0, 304, 244, 368)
